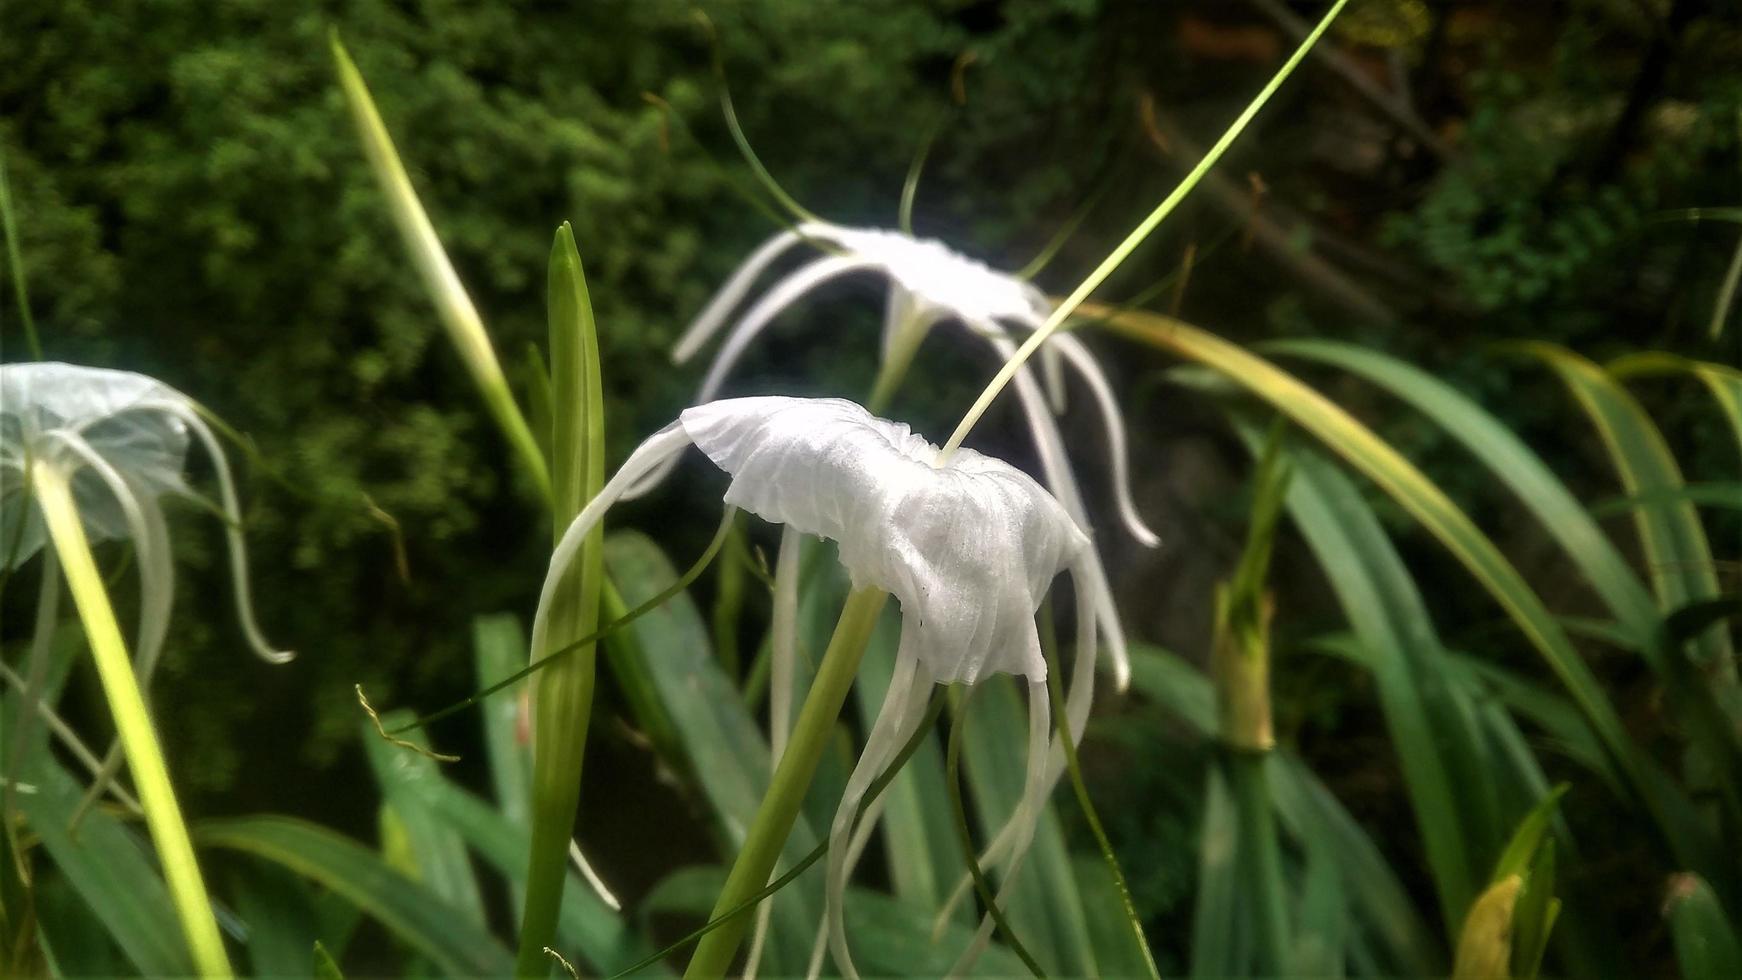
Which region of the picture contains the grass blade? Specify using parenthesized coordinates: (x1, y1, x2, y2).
(329, 34, 549, 502)
(360, 710, 487, 922)
(1666, 873, 1742, 980)
(196, 816, 513, 976)
(12, 755, 193, 976)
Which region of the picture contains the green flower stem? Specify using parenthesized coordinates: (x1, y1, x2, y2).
(32, 465, 232, 977)
(940, 0, 1349, 459)
(683, 587, 889, 979)
(865, 315, 924, 416)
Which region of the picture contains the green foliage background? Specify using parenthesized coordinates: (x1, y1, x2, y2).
(3, 0, 1740, 964)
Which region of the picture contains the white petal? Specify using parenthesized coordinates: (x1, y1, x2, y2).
(147, 401, 293, 664)
(531, 424, 693, 666)
(1, 362, 189, 561)
(978, 329, 1132, 690)
(567, 839, 621, 911)
(945, 678, 1051, 977)
(1041, 340, 1068, 414)
(672, 228, 810, 364)
(678, 397, 1086, 684)
(933, 554, 1104, 933)
(621, 254, 878, 501)
(1052, 332, 1161, 548)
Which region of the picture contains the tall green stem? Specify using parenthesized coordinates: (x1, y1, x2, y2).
(684, 588, 888, 978)
(33, 465, 232, 977)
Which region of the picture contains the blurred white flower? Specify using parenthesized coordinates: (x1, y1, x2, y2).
(532, 396, 1106, 978)
(2, 362, 290, 666)
(1, 362, 292, 809)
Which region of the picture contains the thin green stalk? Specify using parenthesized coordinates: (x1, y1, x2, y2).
(1042, 652, 1159, 980)
(946, 690, 1046, 978)
(382, 507, 738, 737)
(32, 465, 232, 977)
(683, 588, 888, 979)
(516, 225, 606, 976)
(898, 112, 948, 237)
(940, 0, 1349, 458)
(866, 328, 923, 417)
(0, 149, 41, 359)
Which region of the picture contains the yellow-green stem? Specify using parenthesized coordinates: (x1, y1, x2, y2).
(865, 315, 924, 416)
(939, 0, 1349, 459)
(683, 588, 889, 978)
(33, 466, 232, 977)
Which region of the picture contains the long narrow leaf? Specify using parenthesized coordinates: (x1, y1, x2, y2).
(601, 530, 821, 974)
(1093, 307, 1714, 874)
(195, 816, 513, 976)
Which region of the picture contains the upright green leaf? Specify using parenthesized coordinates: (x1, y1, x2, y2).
(1666, 873, 1742, 980)
(602, 531, 822, 974)
(361, 711, 487, 922)
(519, 222, 609, 975)
(1129, 643, 1444, 977)
(1228, 412, 1490, 928)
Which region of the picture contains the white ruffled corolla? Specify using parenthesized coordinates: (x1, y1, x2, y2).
(1, 362, 291, 806)
(531, 396, 1108, 977)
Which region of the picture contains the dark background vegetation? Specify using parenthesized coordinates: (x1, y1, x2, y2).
(3, 0, 1739, 971)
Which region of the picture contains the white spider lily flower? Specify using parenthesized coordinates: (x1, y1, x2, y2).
(531, 396, 1106, 978)
(1, 362, 290, 667)
(638, 222, 1158, 544)
(2, 362, 292, 825)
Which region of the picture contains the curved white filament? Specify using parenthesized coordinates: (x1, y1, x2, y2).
(567, 839, 622, 911)
(945, 678, 1052, 978)
(977, 327, 1131, 690)
(1052, 332, 1161, 547)
(530, 424, 694, 666)
(824, 643, 936, 980)
(139, 400, 293, 664)
(672, 229, 807, 364)
(934, 556, 1101, 939)
(622, 255, 879, 500)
